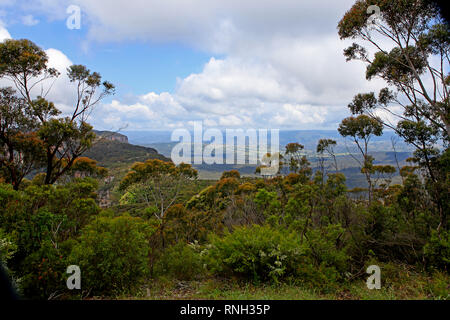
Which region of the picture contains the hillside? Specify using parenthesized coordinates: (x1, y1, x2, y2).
(84, 134, 170, 169)
(82, 133, 171, 207)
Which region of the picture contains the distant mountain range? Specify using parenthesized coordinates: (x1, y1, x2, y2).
(121, 129, 415, 154)
(90, 129, 413, 185)
(84, 129, 417, 188)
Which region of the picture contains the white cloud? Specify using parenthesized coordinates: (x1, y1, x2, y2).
(0, 25, 10, 41)
(203, 118, 218, 127)
(21, 14, 39, 26)
(0, 17, 10, 41)
(45, 48, 72, 71)
(93, 92, 190, 130)
(31, 0, 353, 51)
(218, 115, 245, 127)
(63, 0, 390, 130)
(91, 39, 388, 130)
(42, 48, 78, 114)
(274, 104, 328, 125)
(2, 0, 398, 130)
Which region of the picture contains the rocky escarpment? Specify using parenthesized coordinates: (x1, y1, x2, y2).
(93, 130, 129, 144)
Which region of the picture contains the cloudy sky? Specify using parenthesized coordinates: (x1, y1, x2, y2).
(0, 0, 387, 131)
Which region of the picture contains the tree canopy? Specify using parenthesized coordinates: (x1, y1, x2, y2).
(0, 39, 114, 188)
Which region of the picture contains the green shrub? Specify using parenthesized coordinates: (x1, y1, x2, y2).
(295, 225, 349, 291)
(0, 228, 18, 293)
(424, 230, 450, 271)
(205, 224, 350, 290)
(426, 271, 450, 299)
(0, 228, 16, 266)
(164, 204, 223, 244)
(254, 189, 281, 216)
(19, 240, 71, 299)
(206, 225, 304, 283)
(154, 242, 205, 280)
(0, 180, 102, 299)
(303, 224, 349, 273)
(70, 214, 154, 296)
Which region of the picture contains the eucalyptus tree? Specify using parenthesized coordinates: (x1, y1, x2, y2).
(338, 114, 384, 202)
(338, 0, 449, 227)
(0, 39, 114, 187)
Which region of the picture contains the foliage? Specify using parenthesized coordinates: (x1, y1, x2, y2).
(69, 214, 153, 295)
(0, 228, 17, 266)
(19, 239, 71, 299)
(120, 159, 197, 220)
(163, 204, 223, 244)
(154, 242, 205, 281)
(338, 0, 449, 228)
(424, 230, 450, 271)
(0, 179, 100, 299)
(205, 224, 349, 290)
(205, 225, 304, 283)
(0, 39, 114, 189)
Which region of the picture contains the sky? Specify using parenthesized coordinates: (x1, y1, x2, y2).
(0, 0, 389, 131)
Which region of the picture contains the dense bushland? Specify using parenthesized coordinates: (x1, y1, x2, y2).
(1, 149, 448, 298)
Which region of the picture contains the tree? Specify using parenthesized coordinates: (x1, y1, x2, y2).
(63, 157, 108, 182)
(338, 0, 448, 228)
(338, 114, 384, 201)
(316, 139, 338, 174)
(220, 170, 241, 180)
(283, 143, 311, 181)
(284, 142, 304, 174)
(0, 39, 114, 188)
(69, 214, 153, 296)
(119, 159, 198, 220)
(338, 0, 448, 139)
(119, 160, 197, 250)
(0, 87, 43, 189)
(372, 164, 397, 196)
